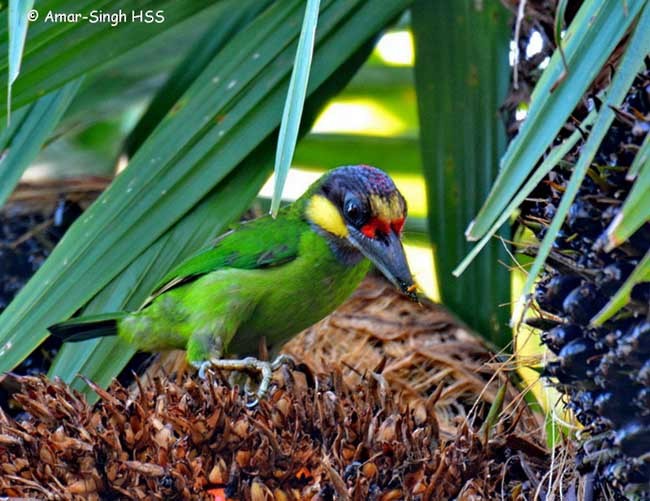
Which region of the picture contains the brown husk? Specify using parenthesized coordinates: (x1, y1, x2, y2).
(0, 276, 548, 500)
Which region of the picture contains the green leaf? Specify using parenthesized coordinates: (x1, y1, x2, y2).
(0, 0, 219, 116)
(124, 0, 272, 156)
(628, 130, 650, 180)
(605, 158, 650, 250)
(412, 0, 512, 346)
(7, 0, 33, 121)
(554, 0, 569, 74)
(294, 133, 420, 174)
(0, 0, 411, 381)
(479, 383, 507, 440)
(591, 249, 650, 326)
(60, 9, 230, 128)
(0, 79, 80, 207)
(270, 0, 320, 217)
(467, 0, 646, 241)
(519, 1, 650, 301)
(453, 110, 597, 277)
(7, 0, 32, 85)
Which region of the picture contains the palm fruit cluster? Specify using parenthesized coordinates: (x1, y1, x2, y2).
(520, 65, 650, 498)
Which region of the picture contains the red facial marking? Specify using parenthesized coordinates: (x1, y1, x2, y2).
(361, 217, 390, 238)
(391, 217, 405, 235)
(361, 217, 405, 238)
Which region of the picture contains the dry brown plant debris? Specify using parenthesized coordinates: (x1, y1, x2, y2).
(0, 277, 549, 500)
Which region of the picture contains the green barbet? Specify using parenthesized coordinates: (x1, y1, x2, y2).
(49, 165, 416, 401)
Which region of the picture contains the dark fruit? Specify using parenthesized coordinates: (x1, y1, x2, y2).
(520, 65, 650, 498)
(535, 275, 582, 314)
(562, 284, 607, 324)
(541, 324, 583, 354)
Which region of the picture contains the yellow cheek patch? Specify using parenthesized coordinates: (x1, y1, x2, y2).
(306, 194, 349, 238)
(369, 193, 404, 220)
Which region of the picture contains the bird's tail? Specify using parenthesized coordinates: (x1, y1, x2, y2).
(48, 312, 128, 342)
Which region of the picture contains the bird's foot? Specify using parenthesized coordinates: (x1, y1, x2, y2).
(201, 354, 296, 408)
(196, 360, 212, 380)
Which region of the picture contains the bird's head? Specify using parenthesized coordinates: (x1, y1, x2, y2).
(304, 165, 417, 300)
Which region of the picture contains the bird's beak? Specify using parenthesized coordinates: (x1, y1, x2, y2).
(348, 228, 418, 301)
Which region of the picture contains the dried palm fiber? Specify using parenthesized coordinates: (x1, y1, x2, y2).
(283, 275, 523, 438)
(0, 275, 549, 500)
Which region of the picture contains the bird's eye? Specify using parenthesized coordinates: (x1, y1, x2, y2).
(344, 197, 367, 226)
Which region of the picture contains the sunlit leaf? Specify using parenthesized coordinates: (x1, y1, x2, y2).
(294, 133, 420, 174)
(271, 0, 320, 217)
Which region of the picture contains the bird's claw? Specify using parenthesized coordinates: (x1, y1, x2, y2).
(196, 360, 211, 380)
(270, 354, 296, 371)
(200, 354, 296, 408)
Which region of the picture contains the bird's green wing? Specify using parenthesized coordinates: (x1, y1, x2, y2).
(147, 214, 306, 302)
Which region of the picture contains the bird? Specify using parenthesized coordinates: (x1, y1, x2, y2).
(49, 165, 416, 403)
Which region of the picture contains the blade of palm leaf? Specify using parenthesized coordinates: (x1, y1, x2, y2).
(554, 0, 569, 73)
(60, 6, 229, 126)
(466, 0, 646, 241)
(0, 103, 28, 147)
(124, 0, 272, 157)
(453, 109, 597, 277)
(35, 1, 408, 384)
(47, 238, 168, 385)
(7, 0, 33, 122)
(413, 0, 511, 345)
(519, 3, 650, 306)
(0, 0, 218, 115)
(0, 79, 81, 207)
(0, 0, 114, 59)
(591, 249, 650, 326)
(604, 159, 650, 249)
(294, 134, 420, 174)
(270, 0, 321, 217)
(627, 132, 650, 180)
